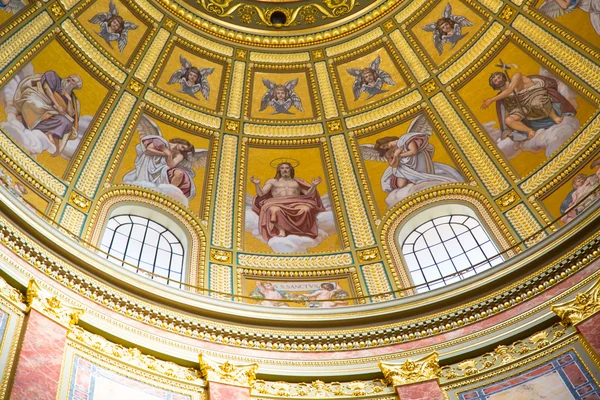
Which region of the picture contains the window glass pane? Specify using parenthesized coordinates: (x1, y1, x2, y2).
(466, 247, 486, 265)
(430, 243, 449, 263)
(423, 228, 442, 246)
(456, 231, 477, 251)
(410, 271, 426, 285)
(404, 253, 420, 272)
(422, 266, 441, 281)
(437, 260, 456, 276)
(464, 217, 479, 229)
(444, 238, 463, 258)
(415, 249, 434, 268)
(437, 223, 455, 241)
(416, 220, 434, 233)
(413, 235, 427, 251)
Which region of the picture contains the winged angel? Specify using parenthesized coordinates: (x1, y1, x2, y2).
(259, 79, 303, 115)
(0, 0, 26, 15)
(347, 56, 395, 100)
(89, 0, 138, 53)
(422, 3, 473, 55)
(359, 115, 464, 208)
(123, 115, 208, 206)
(538, 0, 600, 35)
(168, 55, 214, 100)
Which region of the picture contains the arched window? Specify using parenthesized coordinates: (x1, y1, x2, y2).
(99, 214, 185, 288)
(400, 210, 503, 293)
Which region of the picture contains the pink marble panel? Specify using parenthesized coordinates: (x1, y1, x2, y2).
(10, 310, 67, 400)
(578, 314, 600, 356)
(395, 379, 444, 400)
(208, 381, 249, 400)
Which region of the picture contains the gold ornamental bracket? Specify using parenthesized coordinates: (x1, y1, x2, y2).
(0, 274, 25, 308)
(26, 280, 84, 328)
(379, 352, 440, 386)
(199, 353, 258, 387)
(551, 277, 600, 326)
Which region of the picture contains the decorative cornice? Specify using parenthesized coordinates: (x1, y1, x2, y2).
(199, 354, 258, 387)
(26, 280, 83, 328)
(252, 379, 392, 397)
(552, 277, 600, 326)
(379, 353, 440, 386)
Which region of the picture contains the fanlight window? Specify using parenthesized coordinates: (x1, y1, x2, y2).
(402, 215, 502, 293)
(100, 215, 184, 288)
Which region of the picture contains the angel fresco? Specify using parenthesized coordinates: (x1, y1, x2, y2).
(89, 0, 138, 53)
(167, 55, 214, 100)
(346, 56, 395, 101)
(0, 0, 25, 14)
(259, 79, 303, 115)
(122, 115, 208, 207)
(539, 0, 600, 35)
(422, 3, 473, 55)
(560, 157, 600, 224)
(359, 115, 464, 209)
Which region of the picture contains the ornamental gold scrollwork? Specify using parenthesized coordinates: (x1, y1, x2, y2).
(199, 354, 258, 387)
(379, 353, 440, 386)
(252, 379, 391, 397)
(0, 274, 25, 305)
(27, 280, 83, 327)
(551, 277, 600, 326)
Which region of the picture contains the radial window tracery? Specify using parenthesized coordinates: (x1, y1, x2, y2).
(100, 215, 184, 288)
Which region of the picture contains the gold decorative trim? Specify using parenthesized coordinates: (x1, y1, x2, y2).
(345, 90, 422, 129)
(243, 123, 324, 136)
(380, 352, 440, 386)
(134, 29, 171, 82)
(60, 205, 86, 236)
(362, 262, 394, 301)
(394, 0, 429, 23)
(199, 353, 257, 387)
(208, 263, 232, 299)
(227, 61, 246, 118)
(59, 0, 80, 10)
(210, 249, 232, 263)
(69, 191, 91, 212)
(430, 94, 509, 195)
(61, 19, 127, 83)
(480, 0, 503, 12)
(211, 134, 238, 248)
(315, 61, 339, 119)
(134, 0, 164, 21)
(0, 274, 25, 306)
(325, 28, 383, 57)
(552, 277, 600, 326)
(358, 248, 380, 262)
(144, 90, 221, 129)
(505, 204, 546, 246)
(0, 281, 25, 400)
(27, 280, 83, 327)
(237, 253, 353, 268)
(0, 12, 52, 72)
(389, 30, 429, 83)
(0, 1, 42, 40)
(495, 190, 519, 211)
(252, 379, 392, 397)
(249, 52, 310, 63)
(174, 26, 234, 57)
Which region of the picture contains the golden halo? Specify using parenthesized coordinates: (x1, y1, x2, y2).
(270, 158, 300, 168)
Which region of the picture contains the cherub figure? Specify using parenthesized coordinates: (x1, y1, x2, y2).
(346, 56, 395, 101)
(250, 281, 291, 307)
(259, 78, 303, 115)
(0, 0, 26, 14)
(539, 0, 600, 35)
(89, 0, 138, 53)
(304, 282, 349, 308)
(422, 3, 473, 55)
(167, 55, 214, 100)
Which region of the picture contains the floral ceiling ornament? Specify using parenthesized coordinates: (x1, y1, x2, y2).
(199, 353, 258, 387)
(379, 352, 441, 386)
(551, 277, 600, 326)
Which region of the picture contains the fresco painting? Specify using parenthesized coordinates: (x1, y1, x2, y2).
(250, 72, 314, 120)
(0, 41, 109, 178)
(0, 165, 49, 213)
(358, 115, 464, 214)
(0, 0, 26, 25)
(244, 147, 340, 254)
(457, 42, 597, 178)
(537, 0, 600, 48)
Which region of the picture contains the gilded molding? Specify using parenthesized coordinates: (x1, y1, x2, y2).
(480, 0, 503, 12)
(552, 277, 600, 326)
(69, 326, 204, 382)
(430, 94, 509, 196)
(361, 262, 394, 301)
(0, 274, 25, 306)
(134, 29, 171, 82)
(61, 19, 127, 83)
(210, 249, 232, 263)
(389, 30, 429, 83)
(27, 280, 83, 328)
(0, 1, 42, 40)
(60, 205, 86, 236)
(358, 248, 380, 262)
(379, 353, 441, 386)
(505, 204, 546, 245)
(394, 0, 429, 23)
(315, 61, 339, 119)
(0, 12, 52, 72)
(439, 22, 504, 85)
(58, 0, 79, 11)
(252, 379, 392, 397)
(208, 263, 232, 299)
(512, 15, 600, 92)
(144, 90, 221, 129)
(175, 26, 234, 57)
(325, 28, 383, 57)
(75, 93, 137, 197)
(69, 191, 91, 212)
(330, 135, 375, 247)
(134, 0, 164, 21)
(243, 123, 324, 136)
(237, 253, 353, 268)
(345, 91, 422, 129)
(199, 354, 257, 387)
(249, 52, 310, 63)
(211, 134, 238, 248)
(495, 190, 519, 211)
(227, 61, 246, 118)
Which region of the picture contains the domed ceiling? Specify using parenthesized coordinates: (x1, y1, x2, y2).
(0, 0, 599, 306)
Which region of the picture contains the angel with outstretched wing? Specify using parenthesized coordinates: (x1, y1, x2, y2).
(0, 0, 26, 15)
(422, 3, 473, 55)
(122, 115, 209, 206)
(167, 55, 214, 100)
(347, 55, 395, 101)
(89, 0, 138, 53)
(259, 78, 304, 114)
(539, 0, 600, 35)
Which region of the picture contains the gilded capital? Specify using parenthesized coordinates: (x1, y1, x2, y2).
(26, 280, 84, 328)
(0, 274, 25, 307)
(199, 354, 258, 387)
(551, 277, 600, 326)
(379, 352, 440, 386)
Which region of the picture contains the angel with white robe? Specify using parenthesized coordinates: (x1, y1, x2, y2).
(539, 0, 600, 35)
(122, 115, 208, 206)
(347, 56, 395, 100)
(422, 3, 473, 55)
(259, 78, 303, 115)
(167, 55, 214, 100)
(359, 115, 464, 208)
(89, 0, 138, 53)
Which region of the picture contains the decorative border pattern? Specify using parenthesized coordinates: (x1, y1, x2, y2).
(134, 29, 171, 82)
(0, 12, 52, 72)
(389, 30, 429, 83)
(505, 204, 546, 245)
(211, 134, 238, 248)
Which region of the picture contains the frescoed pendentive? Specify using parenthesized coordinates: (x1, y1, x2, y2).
(0, 164, 49, 212)
(410, 1, 485, 66)
(0, 40, 110, 178)
(243, 277, 355, 308)
(457, 42, 597, 178)
(249, 71, 314, 120)
(335, 48, 406, 111)
(536, 0, 600, 49)
(358, 114, 464, 214)
(78, 0, 147, 65)
(114, 114, 211, 210)
(244, 147, 340, 254)
(0, 0, 26, 25)
(156, 47, 224, 110)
